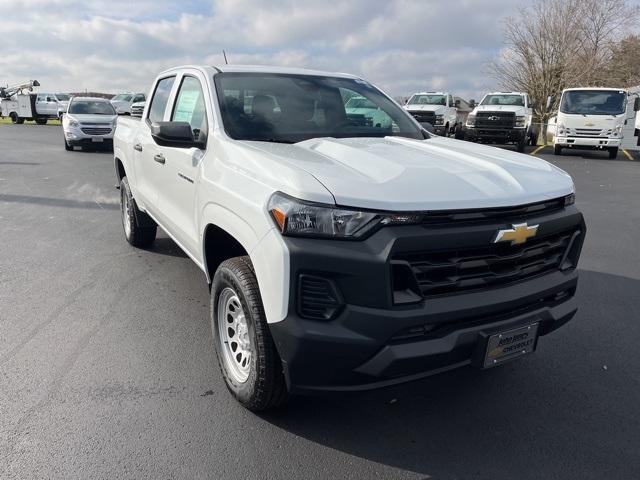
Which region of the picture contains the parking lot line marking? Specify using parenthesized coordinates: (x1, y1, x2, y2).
(621, 149, 635, 161)
(530, 145, 546, 156)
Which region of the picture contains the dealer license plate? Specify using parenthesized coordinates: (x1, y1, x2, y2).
(482, 323, 539, 369)
(91, 137, 104, 143)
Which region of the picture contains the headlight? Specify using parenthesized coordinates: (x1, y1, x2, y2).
(557, 123, 566, 135)
(515, 116, 526, 127)
(68, 119, 79, 128)
(466, 114, 476, 127)
(435, 114, 444, 125)
(614, 124, 623, 133)
(268, 192, 422, 239)
(564, 193, 575, 206)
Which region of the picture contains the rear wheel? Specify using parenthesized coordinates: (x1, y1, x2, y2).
(212, 257, 288, 411)
(608, 147, 618, 159)
(119, 176, 157, 248)
(554, 145, 563, 156)
(35, 118, 48, 125)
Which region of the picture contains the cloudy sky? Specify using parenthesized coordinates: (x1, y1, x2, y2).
(0, 0, 636, 101)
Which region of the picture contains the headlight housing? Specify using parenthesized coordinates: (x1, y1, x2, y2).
(564, 193, 575, 206)
(557, 123, 566, 135)
(68, 119, 80, 128)
(435, 114, 444, 125)
(515, 116, 526, 127)
(466, 114, 476, 127)
(268, 192, 422, 239)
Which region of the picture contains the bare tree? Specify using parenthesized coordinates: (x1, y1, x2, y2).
(489, 0, 639, 143)
(604, 35, 640, 87)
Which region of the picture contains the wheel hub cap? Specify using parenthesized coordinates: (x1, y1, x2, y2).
(217, 288, 251, 383)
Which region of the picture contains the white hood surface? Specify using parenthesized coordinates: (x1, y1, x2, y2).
(68, 114, 117, 125)
(241, 136, 574, 211)
(405, 104, 445, 113)
(474, 105, 526, 114)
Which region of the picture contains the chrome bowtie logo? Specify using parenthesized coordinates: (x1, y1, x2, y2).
(488, 116, 500, 121)
(494, 223, 538, 245)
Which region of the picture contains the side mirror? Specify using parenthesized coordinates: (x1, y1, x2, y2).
(634, 97, 640, 112)
(422, 122, 436, 134)
(150, 121, 205, 149)
(454, 99, 460, 107)
(546, 95, 554, 109)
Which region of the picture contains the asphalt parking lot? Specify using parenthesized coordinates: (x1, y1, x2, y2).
(1, 125, 639, 480)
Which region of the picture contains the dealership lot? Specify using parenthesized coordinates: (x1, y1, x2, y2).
(1, 125, 639, 479)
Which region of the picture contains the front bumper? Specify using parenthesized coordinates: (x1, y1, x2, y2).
(464, 126, 526, 143)
(269, 204, 585, 394)
(555, 136, 621, 148)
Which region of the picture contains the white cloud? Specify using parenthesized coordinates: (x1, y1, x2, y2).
(0, 0, 588, 99)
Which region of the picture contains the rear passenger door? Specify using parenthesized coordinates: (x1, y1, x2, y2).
(155, 72, 211, 257)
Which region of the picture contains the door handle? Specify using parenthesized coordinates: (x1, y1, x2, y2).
(133, 144, 143, 152)
(154, 154, 166, 165)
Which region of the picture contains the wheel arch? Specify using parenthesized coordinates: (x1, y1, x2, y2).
(202, 223, 250, 284)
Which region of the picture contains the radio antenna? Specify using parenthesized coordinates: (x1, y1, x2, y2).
(223, 50, 228, 65)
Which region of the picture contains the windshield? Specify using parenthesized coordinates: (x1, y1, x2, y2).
(69, 100, 116, 115)
(480, 95, 525, 106)
(214, 73, 423, 143)
(407, 94, 446, 106)
(112, 94, 133, 102)
(560, 90, 626, 115)
(55, 94, 70, 101)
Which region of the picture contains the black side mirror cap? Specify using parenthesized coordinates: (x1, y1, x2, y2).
(634, 97, 640, 112)
(150, 121, 205, 149)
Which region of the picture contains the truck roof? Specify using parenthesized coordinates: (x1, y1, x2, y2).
(158, 64, 360, 79)
(562, 87, 627, 92)
(411, 92, 450, 95)
(484, 92, 527, 96)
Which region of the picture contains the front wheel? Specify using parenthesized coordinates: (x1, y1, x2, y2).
(454, 124, 464, 140)
(554, 145, 563, 156)
(64, 138, 72, 151)
(608, 147, 618, 159)
(212, 257, 288, 411)
(516, 134, 526, 153)
(119, 176, 157, 247)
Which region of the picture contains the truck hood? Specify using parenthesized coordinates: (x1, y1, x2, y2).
(67, 114, 117, 125)
(404, 105, 446, 114)
(473, 105, 527, 115)
(241, 136, 574, 211)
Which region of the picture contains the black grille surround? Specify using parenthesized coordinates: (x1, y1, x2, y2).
(476, 111, 515, 129)
(393, 228, 580, 298)
(407, 110, 436, 124)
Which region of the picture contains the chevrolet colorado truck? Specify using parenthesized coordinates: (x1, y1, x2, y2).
(464, 92, 537, 152)
(114, 65, 585, 411)
(404, 91, 461, 137)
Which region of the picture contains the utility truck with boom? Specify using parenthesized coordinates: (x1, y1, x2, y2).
(114, 65, 585, 411)
(550, 87, 640, 158)
(0, 80, 61, 125)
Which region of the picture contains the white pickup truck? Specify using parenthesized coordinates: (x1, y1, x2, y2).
(114, 65, 586, 411)
(464, 92, 536, 152)
(403, 91, 461, 137)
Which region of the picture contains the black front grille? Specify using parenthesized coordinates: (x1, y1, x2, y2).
(394, 229, 578, 297)
(408, 110, 436, 124)
(298, 274, 343, 320)
(81, 127, 111, 135)
(476, 111, 515, 129)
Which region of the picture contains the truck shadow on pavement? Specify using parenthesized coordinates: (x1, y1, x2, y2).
(260, 269, 640, 479)
(0, 193, 119, 210)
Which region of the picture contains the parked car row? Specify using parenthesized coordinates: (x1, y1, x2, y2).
(402, 87, 639, 157)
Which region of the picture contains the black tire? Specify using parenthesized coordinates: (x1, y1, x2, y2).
(64, 138, 72, 151)
(35, 118, 48, 125)
(516, 134, 526, 153)
(454, 124, 464, 140)
(554, 145, 563, 156)
(608, 147, 618, 159)
(529, 127, 538, 146)
(212, 257, 288, 411)
(9, 112, 18, 124)
(119, 176, 157, 248)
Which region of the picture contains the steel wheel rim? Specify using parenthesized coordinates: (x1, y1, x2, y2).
(121, 190, 131, 238)
(217, 287, 251, 383)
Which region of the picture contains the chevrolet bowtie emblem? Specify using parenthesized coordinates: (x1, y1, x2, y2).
(494, 223, 539, 245)
(488, 116, 500, 121)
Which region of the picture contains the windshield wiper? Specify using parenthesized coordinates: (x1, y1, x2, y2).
(244, 137, 294, 144)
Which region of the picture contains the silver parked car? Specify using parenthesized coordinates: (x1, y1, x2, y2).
(110, 93, 146, 115)
(62, 97, 117, 151)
